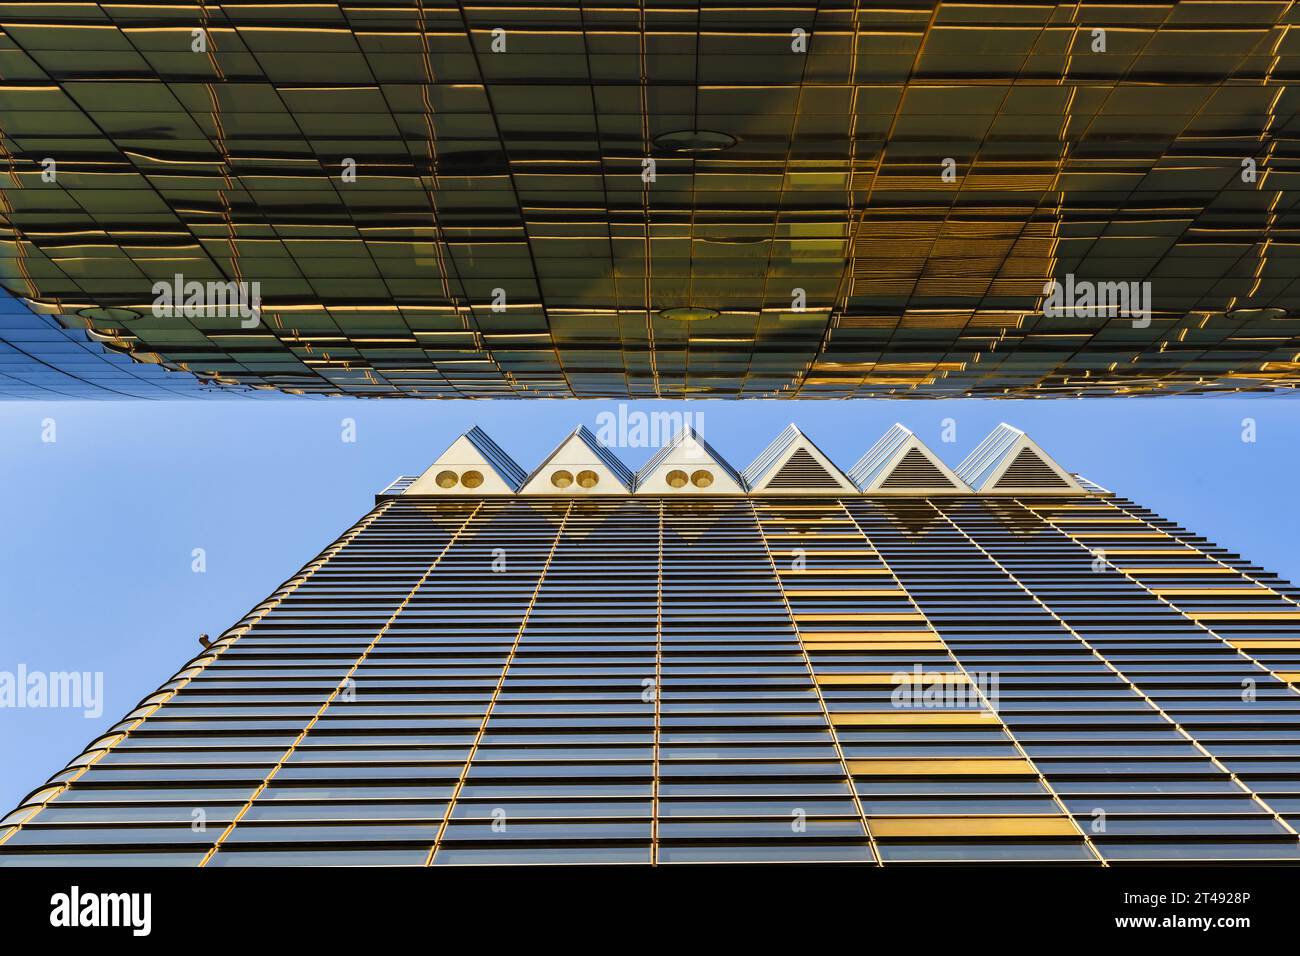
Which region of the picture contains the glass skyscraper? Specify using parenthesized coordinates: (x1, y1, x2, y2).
(0, 2, 1296, 398)
(4, 423, 1299, 866)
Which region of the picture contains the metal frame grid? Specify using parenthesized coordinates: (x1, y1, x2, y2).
(5, 488, 1300, 865)
(0, 2, 1297, 397)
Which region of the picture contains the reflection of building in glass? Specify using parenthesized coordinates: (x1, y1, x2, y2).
(1, 4, 1297, 398)
(0, 289, 279, 398)
(5, 424, 1300, 865)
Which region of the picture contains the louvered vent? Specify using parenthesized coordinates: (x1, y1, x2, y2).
(879, 448, 957, 489)
(767, 448, 842, 488)
(993, 448, 1070, 489)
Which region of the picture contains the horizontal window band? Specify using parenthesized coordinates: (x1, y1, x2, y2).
(868, 815, 1079, 838)
(1047, 519, 1143, 525)
(1117, 567, 1234, 574)
(783, 589, 906, 598)
(801, 631, 940, 642)
(848, 758, 1038, 776)
(1188, 612, 1300, 622)
(831, 712, 993, 726)
(815, 673, 967, 686)
(768, 550, 877, 557)
(793, 613, 926, 623)
(804, 642, 945, 651)
(778, 569, 893, 576)
(1150, 588, 1274, 596)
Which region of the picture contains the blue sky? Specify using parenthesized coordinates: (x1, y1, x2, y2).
(1, 396, 1297, 812)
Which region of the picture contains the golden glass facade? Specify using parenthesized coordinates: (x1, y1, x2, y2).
(0, 2, 1297, 397)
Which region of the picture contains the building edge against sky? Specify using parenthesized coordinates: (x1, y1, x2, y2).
(4, 423, 1300, 865)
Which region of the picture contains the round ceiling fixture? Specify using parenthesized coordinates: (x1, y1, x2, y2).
(653, 129, 737, 153)
(696, 234, 768, 246)
(658, 307, 720, 322)
(77, 307, 140, 324)
(1225, 307, 1287, 321)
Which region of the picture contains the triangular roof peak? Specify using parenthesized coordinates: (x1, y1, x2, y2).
(955, 424, 1085, 494)
(849, 424, 970, 494)
(405, 426, 526, 496)
(519, 425, 634, 495)
(634, 425, 746, 494)
(742, 423, 856, 495)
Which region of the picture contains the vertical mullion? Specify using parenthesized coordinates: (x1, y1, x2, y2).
(748, 498, 881, 865)
(426, 500, 574, 865)
(199, 499, 484, 867)
(839, 499, 1108, 866)
(1004, 498, 1298, 838)
(651, 498, 664, 863)
(0, 497, 400, 845)
(1060, 497, 1300, 695)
